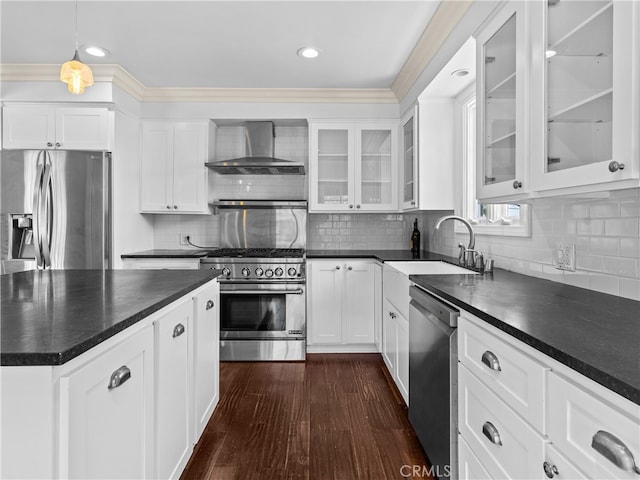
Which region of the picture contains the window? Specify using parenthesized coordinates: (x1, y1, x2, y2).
(456, 86, 530, 237)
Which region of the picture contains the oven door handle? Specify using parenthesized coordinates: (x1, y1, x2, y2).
(222, 288, 304, 295)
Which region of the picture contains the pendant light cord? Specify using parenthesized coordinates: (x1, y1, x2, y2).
(74, 0, 79, 51)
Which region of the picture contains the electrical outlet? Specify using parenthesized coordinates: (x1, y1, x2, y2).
(554, 244, 576, 271)
(179, 233, 190, 246)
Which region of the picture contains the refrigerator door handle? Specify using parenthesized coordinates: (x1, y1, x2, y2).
(41, 153, 53, 268)
(32, 151, 45, 268)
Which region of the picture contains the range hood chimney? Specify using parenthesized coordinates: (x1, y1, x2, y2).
(205, 121, 305, 175)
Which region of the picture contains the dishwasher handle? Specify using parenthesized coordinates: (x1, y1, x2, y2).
(409, 286, 459, 328)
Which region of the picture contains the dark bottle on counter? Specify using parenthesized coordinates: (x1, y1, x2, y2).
(410, 218, 421, 258)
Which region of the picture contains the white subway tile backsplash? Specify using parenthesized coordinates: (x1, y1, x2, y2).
(619, 278, 640, 300)
(605, 218, 639, 237)
(620, 238, 640, 258)
(620, 200, 640, 217)
(588, 274, 619, 296)
(589, 236, 619, 256)
(602, 257, 638, 278)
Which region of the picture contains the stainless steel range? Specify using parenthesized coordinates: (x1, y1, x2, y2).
(200, 200, 307, 361)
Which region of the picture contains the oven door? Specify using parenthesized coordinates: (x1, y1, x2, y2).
(219, 282, 306, 340)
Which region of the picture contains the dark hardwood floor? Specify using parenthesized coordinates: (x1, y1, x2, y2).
(180, 354, 431, 480)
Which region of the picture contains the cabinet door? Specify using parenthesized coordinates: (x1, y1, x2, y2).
(395, 311, 410, 405)
(172, 123, 208, 213)
(344, 261, 375, 344)
(309, 124, 354, 211)
(192, 282, 219, 440)
(2, 106, 55, 149)
(55, 108, 111, 150)
(355, 124, 398, 211)
(59, 326, 154, 479)
(308, 261, 344, 344)
(382, 298, 397, 376)
(140, 122, 174, 212)
(401, 107, 419, 210)
(476, 1, 529, 200)
(373, 262, 382, 352)
(154, 300, 192, 480)
(531, 0, 638, 191)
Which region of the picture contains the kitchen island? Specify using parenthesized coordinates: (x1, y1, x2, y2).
(1, 269, 221, 480)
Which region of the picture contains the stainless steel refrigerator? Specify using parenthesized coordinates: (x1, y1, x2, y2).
(0, 149, 111, 271)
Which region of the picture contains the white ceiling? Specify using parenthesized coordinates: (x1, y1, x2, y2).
(1, 1, 443, 90)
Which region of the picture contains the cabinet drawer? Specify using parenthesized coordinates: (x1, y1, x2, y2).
(547, 372, 640, 480)
(459, 316, 548, 431)
(544, 443, 589, 480)
(459, 435, 492, 480)
(459, 364, 546, 480)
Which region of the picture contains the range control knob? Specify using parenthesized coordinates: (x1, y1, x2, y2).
(265, 269, 274, 278)
(288, 267, 297, 277)
(221, 267, 231, 277)
(241, 268, 251, 277)
(255, 267, 264, 277)
(274, 267, 283, 277)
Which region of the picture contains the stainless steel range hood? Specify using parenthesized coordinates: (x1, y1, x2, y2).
(205, 121, 305, 175)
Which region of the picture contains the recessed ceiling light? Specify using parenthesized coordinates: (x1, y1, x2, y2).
(297, 47, 320, 59)
(83, 46, 109, 57)
(545, 50, 557, 58)
(451, 69, 470, 77)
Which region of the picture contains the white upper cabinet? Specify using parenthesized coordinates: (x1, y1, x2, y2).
(530, 0, 639, 193)
(401, 106, 419, 210)
(309, 121, 398, 212)
(140, 120, 212, 214)
(476, 1, 529, 201)
(2, 105, 112, 150)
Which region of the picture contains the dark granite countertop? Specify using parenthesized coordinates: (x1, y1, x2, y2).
(121, 249, 209, 258)
(410, 269, 640, 405)
(306, 249, 459, 263)
(1, 269, 220, 366)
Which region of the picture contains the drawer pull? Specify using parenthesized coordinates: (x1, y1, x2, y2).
(481, 351, 502, 371)
(206, 299, 214, 310)
(482, 421, 502, 446)
(107, 366, 131, 390)
(543, 461, 559, 478)
(591, 430, 640, 474)
(173, 323, 185, 338)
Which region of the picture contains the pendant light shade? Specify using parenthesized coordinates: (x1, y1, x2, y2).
(60, 1, 93, 95)
(60, 50, 94, 95)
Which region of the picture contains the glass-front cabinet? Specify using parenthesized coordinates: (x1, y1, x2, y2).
(531, 0, 637, 191)
(400, 106, 418, 210)
(309, 121, 397, 212)
(476, 1, 528, 201)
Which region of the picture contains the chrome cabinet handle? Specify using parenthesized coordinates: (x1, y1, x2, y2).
(166, 205, 171, 209)
(543, 461, 559, 478)
(592, 430, 640, 474)
(172, 323, 185, 338)
(347, 266, 352, 271)
(389, 312, 397, 319)
(513, 180, 523, 189)
(608, 161, 625, 173)
(108, 366, 131, 390)
(482, 421, 502, 446)
(481, 351, 502, 372)
(349, 204, 354, 209)
(356, 204, 361, 209)
(173, 205, 178, 209)
(46, 142, 53, 147)
(206, 299, 214, 310)
(55, 142, 61, 148)
(335, 265, 341, 270)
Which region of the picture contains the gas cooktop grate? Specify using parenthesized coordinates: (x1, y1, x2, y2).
(205, 248, 305, 258)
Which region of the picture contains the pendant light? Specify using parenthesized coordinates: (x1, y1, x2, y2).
(60, 0, 93, 95)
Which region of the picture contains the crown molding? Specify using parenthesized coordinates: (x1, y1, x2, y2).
(141, 87, 398, 103)
(392, 0, 473, 101)
(0, 64, 398, 104)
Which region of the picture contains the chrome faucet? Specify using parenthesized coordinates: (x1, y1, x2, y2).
(434, 215, 481, 270)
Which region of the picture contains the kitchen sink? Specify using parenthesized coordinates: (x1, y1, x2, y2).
(385, 261, 478, 276)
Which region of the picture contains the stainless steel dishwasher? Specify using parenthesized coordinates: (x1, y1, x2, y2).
(409, 285, 459, 480)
